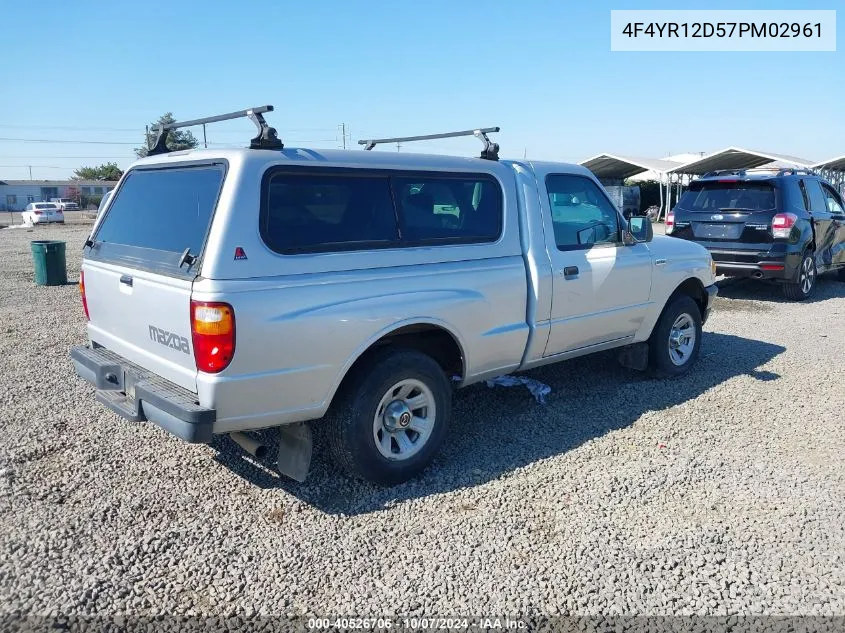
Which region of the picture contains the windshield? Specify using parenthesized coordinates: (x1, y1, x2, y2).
(35, 203, 56, 209)
(676, 181, 776, 212)
(94, 165, 224, 254)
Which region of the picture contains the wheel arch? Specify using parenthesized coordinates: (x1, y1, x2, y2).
(668, 276, 708, 319)
(324, 319, 466, 414)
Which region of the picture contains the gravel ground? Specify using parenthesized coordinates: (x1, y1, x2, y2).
(1, 223, 844, 622)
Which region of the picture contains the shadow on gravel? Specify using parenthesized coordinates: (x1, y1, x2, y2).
(716, 275, 845, 305)
(213, 332, 787, 515)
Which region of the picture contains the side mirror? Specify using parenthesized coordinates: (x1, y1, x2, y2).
(628, 216, 653, 243)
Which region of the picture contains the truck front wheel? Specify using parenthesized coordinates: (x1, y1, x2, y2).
(648, 295, 702, 378)
(327, 349, 452, 485)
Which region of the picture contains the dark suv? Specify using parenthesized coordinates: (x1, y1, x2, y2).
(666, 169, 845, 300)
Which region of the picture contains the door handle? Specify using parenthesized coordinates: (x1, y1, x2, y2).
(563, 266, 579, 277)
(119, 274, 133, 287)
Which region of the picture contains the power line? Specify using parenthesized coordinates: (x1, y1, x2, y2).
(0, 155, 129, 159)
(0, 123, 339, 134)
(0, 123, 140, 132)
(0, 165, 68, 170)
(0, 137, 136, 145)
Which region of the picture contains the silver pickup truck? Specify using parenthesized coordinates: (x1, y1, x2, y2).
(71, 108, 717, 485)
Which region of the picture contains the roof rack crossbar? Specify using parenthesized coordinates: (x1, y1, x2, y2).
(358, 127, 501, 160)
(148, 105, 282, 156)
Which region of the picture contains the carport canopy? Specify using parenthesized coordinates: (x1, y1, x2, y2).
(579, 153, 682, 180)
(668, 147, 814, 176)
(812, 155, 845, 172)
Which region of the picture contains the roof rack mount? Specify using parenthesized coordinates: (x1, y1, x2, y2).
(147, 105, 282, 156)
(358, 127, 501, 161)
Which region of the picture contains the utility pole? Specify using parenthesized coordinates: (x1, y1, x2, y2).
(396, 142, 401, 152)
(203, 124, 208, 148)
(341, 123, 347, 149)
(28, 165, 32, 180)
(523, 147, 527, 159)
(145, 125, 150, 151)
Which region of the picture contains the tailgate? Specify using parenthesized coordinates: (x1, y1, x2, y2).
(84, 260, 197, 391)
(82, 162, 226, 393)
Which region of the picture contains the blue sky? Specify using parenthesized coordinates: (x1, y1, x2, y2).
(0, 0, 841, 179)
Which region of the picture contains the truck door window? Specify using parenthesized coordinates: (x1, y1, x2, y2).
(392, 175, 502, 244)
(545, 174, 620, 251)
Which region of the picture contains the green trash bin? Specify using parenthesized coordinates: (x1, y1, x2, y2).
(31, 240, 67, 286)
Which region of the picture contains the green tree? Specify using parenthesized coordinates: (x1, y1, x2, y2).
(73, 162, 124, 181)
(135, 112, 199, 158)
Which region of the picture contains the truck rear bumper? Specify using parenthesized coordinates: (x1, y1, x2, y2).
(70, 345, 215, 443)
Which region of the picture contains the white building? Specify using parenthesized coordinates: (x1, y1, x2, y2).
(0, 179, 117, 211)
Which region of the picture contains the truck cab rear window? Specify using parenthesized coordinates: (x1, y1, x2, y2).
(260, 169, 503, 254)
(94, 165, 224, 254)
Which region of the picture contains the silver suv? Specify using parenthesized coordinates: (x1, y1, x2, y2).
(71, 106, 718, 485)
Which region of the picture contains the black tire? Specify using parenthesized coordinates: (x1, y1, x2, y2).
(782, 251, 816, 301)
(327, 348, 451, 485)
(648, 295, 703, 378)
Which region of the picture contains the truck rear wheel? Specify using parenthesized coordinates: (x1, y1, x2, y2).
(648, 295, 702, 378)
(327, 348, 451, 485)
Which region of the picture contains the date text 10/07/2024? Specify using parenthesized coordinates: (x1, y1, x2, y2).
(306, 617, 528, 630)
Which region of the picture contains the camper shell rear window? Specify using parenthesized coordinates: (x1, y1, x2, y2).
(88, 163, 226, 276)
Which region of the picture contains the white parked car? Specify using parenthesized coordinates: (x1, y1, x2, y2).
(22, 203, 64, 225)
(50, 198, 80, 211)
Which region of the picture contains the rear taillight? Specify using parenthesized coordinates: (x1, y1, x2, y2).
(79, 270, 90, 320)
(190, 301, 235, 373)
(665, 212, 675, 234)
(34, 211, 43, 216)
(772, 212, 797, 239)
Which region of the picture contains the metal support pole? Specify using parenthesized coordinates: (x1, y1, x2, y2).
(658, 173, 665, 222)
(203, 124, 207, 148)
(666, 177, 672, 218)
